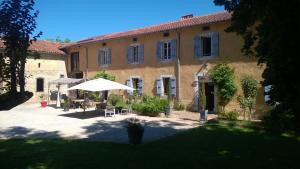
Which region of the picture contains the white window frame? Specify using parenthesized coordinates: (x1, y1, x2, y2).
(130, 44, 140, 64)
(161, 40, 172, 61)
(196, 32, 215, 59)
(159, 75, 174, 97)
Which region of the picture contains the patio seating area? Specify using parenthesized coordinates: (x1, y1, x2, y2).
(0, 102, 211, 143)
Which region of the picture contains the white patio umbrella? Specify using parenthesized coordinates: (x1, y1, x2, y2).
(67, 78, 135, 92)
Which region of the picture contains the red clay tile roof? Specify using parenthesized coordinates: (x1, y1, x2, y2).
(0, 40, 66, 55)
(62, 11, 231, 49)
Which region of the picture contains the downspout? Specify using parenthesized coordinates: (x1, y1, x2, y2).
(85, 47, 89, 81)
(175, 30, 181, 101)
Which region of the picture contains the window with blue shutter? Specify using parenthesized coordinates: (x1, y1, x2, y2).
(98, 49, 103, 66)
(171, 39, 177, 59)
(211, 32, 219, 57)
(138, 44, 144, 63)
(171, 77, 176, 96)
(156, 78, 162, 96)
(194, 35, 202, 58)
(156, 41, 162, 61)
(127, 46, 133, 64)
(126, 79, 133, 95)
(138, 78, 143, 95)
(107, 49, 111, 64)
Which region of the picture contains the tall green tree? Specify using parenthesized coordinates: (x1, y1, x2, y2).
(0, 0, 42, 96)
(213, 0, 300, 131)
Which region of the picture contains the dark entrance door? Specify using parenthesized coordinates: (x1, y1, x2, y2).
(205, 83, 214, 112)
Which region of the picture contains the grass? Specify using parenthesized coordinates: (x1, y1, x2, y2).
(0, 120, 299, 169)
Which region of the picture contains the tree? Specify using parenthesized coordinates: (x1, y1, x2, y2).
(46, 36, 71, 43)
(0, 0, 42, 96)
(238, 75, 258, 120)
(213, 0, 300, 131)
(92, 70, 116, 81)
(210, 63, 237, 113)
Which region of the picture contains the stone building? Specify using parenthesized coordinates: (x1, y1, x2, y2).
(61, 11, 266, 112)
(0, 40, 68, 102)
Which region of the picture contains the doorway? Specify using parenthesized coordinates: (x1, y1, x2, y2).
(205, 82, 215, 112)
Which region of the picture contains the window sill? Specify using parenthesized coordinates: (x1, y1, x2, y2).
(99, 64, 109, 68)
(159, 58, 175, 63)
(196, 55, 217, 60)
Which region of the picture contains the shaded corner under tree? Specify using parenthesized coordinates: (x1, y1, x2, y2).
(213, 0, 300, 132)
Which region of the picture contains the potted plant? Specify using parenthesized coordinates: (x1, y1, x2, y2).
(125, 118, 145, 145)
(164, 81, 173, 117)
(39, 94, 47, 107)
(199, 79, 208, 122)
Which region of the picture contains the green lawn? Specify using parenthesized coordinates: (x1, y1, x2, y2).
(0, 120, 299, 169)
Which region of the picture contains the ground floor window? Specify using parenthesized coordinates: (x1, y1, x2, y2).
(36, 78, 44, 92)
(163, 77, 171, 96)
(126, 77, 143, 96)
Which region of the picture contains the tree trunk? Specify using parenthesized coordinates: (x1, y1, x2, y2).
(9, 57, 17, 96)
(19, 58, 26, 96)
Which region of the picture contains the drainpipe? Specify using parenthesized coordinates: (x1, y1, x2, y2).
(85, 47, 89, 81)
(175, 30, 181, 101)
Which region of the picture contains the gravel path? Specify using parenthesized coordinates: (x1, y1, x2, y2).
(0, 103, 215, 143)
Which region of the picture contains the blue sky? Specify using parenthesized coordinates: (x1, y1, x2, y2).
(33, 0, 224, 41)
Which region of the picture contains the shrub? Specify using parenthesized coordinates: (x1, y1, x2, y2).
(241, 75, 257, 98)
(210, 63, 237, 113)
(132, 96, 168, 117)
(219, 111, 239, 121)
(108, 93, 123, 106)
(173, 100, 185, 111)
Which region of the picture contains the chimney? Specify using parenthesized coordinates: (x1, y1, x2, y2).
(181, 14, 194, 20)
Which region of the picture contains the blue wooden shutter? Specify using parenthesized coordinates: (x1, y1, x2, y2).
(171, 77, 176, 96)
(194, 35, 202, 58)
(98, 49, 103, 66)
(156, 41, 162, 61)
(107, 49, 111, 64)
(138, 78, 143, 96)
(126, 79, 133, 95)
(211, 32, 219, 57)
(138, 44, 144, 63)
(156, 77, 162, 96)
(127, 46, 133, 64)
(171, 39, 177, 59)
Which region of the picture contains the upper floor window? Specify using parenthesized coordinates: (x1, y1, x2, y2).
(127, 44, 144, 64)
(156, 39, 177, 62)
(98, 48, 111, 66)
(36, 78, 44, 92)
(162, 41, 171, 60)
(202, 36, 211, 56)
(194, 32, 219, 59)
(71, 52, 79, 71)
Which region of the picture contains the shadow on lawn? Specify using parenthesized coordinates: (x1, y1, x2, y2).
(82, 118, 199, 143)
(0, 120, 299, 169)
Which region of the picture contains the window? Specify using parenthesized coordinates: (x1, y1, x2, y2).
(202, 36, 211, 56)
(162, 42, 171, 60)
(163, 77, 171, 95)
(38, 63, 41, 68)
(98, 49, 111, 66)
(36, 78, 44, 92)
(127, 77, 143, 96)
(71, 52, 79, 71)
(60, 74, 64, 78)
(127, 44, 144, 64)
(132, 46, 139, 63)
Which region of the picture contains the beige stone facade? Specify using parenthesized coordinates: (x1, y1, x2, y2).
(63, 17, 266, 112)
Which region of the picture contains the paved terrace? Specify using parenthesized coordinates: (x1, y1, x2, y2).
(0, 103, 216, 143)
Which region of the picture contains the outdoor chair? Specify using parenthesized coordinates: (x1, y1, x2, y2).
(105, 105, 115, 117)
(95, 102, 107, 111)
